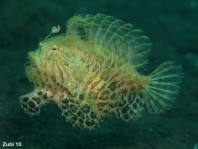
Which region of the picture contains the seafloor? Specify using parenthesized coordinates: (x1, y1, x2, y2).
(0, 0, 197, 149)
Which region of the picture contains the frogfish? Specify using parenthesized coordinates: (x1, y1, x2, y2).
(19, 14, 183, 130)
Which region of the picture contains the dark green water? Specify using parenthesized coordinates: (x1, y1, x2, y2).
(0, 0, 198, 149)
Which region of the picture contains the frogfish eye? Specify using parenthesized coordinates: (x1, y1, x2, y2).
(52, 45, 58, 50)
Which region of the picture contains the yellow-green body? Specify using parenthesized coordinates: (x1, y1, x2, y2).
(20, 14, 183, 130)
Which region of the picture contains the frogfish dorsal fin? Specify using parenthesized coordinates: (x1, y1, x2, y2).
(66, 13, 152, 70)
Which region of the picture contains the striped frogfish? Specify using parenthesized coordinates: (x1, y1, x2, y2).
(19, 14, 183, 130)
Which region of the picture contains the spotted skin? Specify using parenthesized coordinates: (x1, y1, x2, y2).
(19, 14, 183, 130)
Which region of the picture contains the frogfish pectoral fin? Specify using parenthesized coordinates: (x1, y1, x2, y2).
(58, 97, 102, 130)
(19, 93, 45, 117)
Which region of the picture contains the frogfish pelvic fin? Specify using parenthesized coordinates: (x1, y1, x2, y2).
(19, 14, 184, 130)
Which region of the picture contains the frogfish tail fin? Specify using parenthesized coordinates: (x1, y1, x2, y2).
(145, 61, 184, 114)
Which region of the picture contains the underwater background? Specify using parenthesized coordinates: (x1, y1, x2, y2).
(0, 0, 198, 149)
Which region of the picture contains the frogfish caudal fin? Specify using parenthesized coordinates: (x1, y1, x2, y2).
(145, 61, 184, 114)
